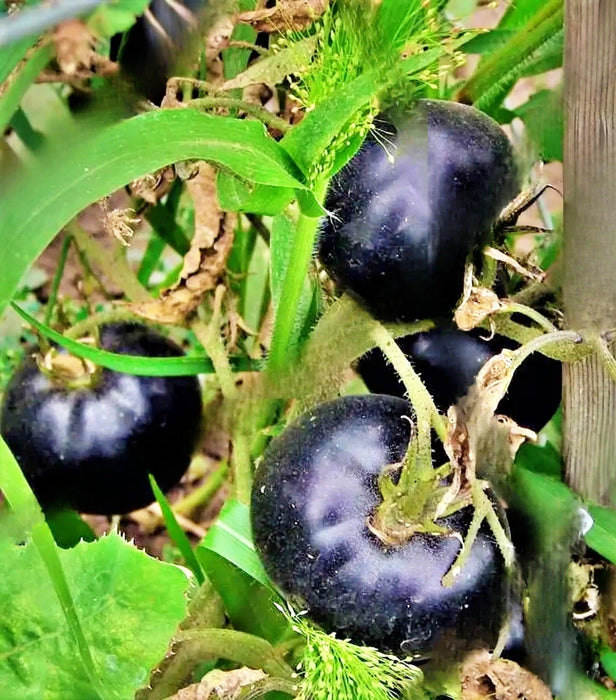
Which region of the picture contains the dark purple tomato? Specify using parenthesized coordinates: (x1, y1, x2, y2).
(357, 327, 561, 432)
(0, 323, 202, 514)
(251, 395, 509, 658)
(110, 0, 206, 104)
(318, 100, 519, 321)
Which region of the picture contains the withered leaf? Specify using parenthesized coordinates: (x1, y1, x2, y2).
(129, 164, 236, 325)
(171, 667, 267, 699)
(236, 0, 328, 33)
(461, 650, 552, 700)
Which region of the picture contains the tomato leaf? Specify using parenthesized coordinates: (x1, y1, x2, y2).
(0, 529, 190, 700)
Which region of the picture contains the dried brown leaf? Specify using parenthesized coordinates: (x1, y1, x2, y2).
(128, 164, 236, 325)
(54, 20, 96, 75)
(236, 0, 328, 33)
(461, 650, 552, 700)
(455, 286, 502, 332)
(171, 667, 267, 699)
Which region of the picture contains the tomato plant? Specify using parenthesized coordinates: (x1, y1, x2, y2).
(1, 1, 615, 699)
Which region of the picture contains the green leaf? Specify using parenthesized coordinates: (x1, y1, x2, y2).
(514, 86, 563, 162)
(0, 36, 36, 84)
(0, 43, 52, 133)
(149, 475, 205, 585)
(600, 650, 616, 683)
(0, 530, 190, 700)
(0, 109, 307, 317)
(199, 500, 272, 590)
(87, 0, 151, 37)
(281, 71, 379, 177)
(197, 500, 290, 643)
(10, 303, 260, 375)
(45, 508, 97, 549)
(216, 171, 295, 215)
(456, 0, 563, 115)
(585, 505, 616, 565)
(514, 441, 562, 478)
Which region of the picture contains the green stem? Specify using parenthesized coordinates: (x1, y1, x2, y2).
(44, 234, 72, 326)
(502, 302, 559, 333)
(64, 308, 147, 339)
(173, 462, 229, 518)
(68, 221, 152, 303)
(456, 0, 563, 109)
(267, 179, 328, 373)
(369, 323, 442, 477)
(188, 96, 291, 134)
(192, 315, 237, 401)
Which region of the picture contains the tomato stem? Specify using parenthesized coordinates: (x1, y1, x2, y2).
(267, 179, 328, 374)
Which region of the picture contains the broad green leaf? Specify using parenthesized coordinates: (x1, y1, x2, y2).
(0, 530, 190, 700)
(0, 109, 308, 317)
(515, 87, 563, 162)
(0, 43, 52, 132)
(197, 500, 290, 643)
(216, 170, 295, 215)
(11, 303, 260, 375)
(585, 505, 616, 565)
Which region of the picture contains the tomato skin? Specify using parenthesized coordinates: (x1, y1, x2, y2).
(0, 323, 202, 515)
(318, 100, 519, 321)
(251, 395, 509, 657)
(110, 0, 206, 104)
(357, 327, 561, 432)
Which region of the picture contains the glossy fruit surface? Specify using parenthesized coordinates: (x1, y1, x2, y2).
(0, 323, 202, 514)
(357, 327, 561, 432)
(251, 394, 508, 657)
(318, 99, 519, 321)
(111, 0, 206, 104)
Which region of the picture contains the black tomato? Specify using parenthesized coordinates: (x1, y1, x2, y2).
(251, 395, 509, 657)
(110, 0, 206, 104)
(357, 327, 561, 432)
(318, 100, 519, 321)
(0, 323, 203, 514)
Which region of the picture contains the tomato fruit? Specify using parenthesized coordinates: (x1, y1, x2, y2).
(318, 99, 519, 321)
(251, 395, 509, 657)
(357, 327, 561, 432)
(0, 323, 203, 514)
(111, 0, 206, 104)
